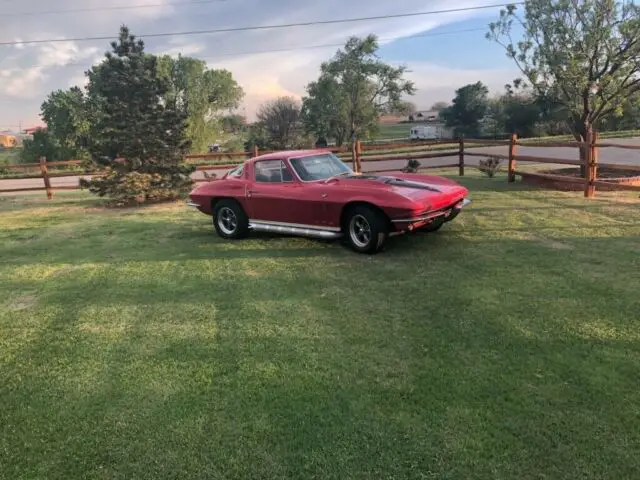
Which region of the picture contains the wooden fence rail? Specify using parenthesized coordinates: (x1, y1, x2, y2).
(2, 133, 640, 198)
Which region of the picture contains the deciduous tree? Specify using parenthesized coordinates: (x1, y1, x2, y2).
(301, 75, 349, 146)
(440, 82, 489, 137)
(157, 54, 244, 152)
(39, 87, 90, 160)
(256, 96, 303, 150)
(304, 34, 415, 169)
(20, 129, 66, 163)
(488, 0, 640, 166)
(430, 101, 449, 112)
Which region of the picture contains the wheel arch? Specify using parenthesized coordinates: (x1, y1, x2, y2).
(211, 196, 244, 213)
(339, 201, 392, 231)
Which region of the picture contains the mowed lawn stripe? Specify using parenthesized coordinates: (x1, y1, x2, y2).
(1, 174, 639, 479)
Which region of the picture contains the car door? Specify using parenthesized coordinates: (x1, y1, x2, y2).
(246, 159, 307, 225)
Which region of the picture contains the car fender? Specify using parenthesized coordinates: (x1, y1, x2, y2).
(189, 178, 249, 215)
(333, 191, 418, 228)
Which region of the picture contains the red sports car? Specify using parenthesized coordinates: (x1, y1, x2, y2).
(187, 149, 470, 254)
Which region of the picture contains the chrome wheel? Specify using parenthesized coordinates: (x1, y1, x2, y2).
(349, 214, 372, 248)
(217, 207, 238, 235)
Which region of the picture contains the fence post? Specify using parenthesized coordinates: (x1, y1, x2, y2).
(39, 156, 53, 200)
(586, 129, 598, 198)
(350, 141, 356, 172)
(355, 140, 362, 173)
(508, 133, 518, 182)
(252, 145, 259, 158)
(458, 135, 465, 176)
(351, 140, 362, 173)
(583, 127, 594, 198)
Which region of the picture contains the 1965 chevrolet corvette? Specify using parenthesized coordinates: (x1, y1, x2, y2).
(187, 150, 470, 254)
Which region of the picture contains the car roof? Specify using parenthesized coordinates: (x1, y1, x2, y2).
(251, 149, 332, 162)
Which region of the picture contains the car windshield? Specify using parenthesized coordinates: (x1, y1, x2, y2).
(289, 153, 352, 181)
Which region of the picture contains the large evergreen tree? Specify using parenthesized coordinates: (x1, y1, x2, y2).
(81, 26, 194, 205)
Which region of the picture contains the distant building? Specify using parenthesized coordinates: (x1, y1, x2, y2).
(0, 134, 18, 148)
(377, 115, 405, 124)
(23, 126, 46, 134)
(408, 110, 440, 122)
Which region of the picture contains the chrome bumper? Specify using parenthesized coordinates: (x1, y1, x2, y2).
(391, 197, 471, 223)
(186, 200, 200, 208)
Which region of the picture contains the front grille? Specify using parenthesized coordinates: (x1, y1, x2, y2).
(415, 199, 461, 218)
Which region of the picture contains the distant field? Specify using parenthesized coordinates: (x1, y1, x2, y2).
(375, 122, 418, 140)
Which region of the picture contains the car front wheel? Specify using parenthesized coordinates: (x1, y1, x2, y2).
(419, 216, 445, 232)
(213, 199, 249, 239)
(344, 205, 389, 254)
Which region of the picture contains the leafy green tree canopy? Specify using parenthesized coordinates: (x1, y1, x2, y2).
(157, 55, 244, 152)
(302, 34, 415, 155)
(488, 0, 640, 142)
(301, 75, 349, 146)
(40, 87, 90, 160)
(440, 82, 489, 137)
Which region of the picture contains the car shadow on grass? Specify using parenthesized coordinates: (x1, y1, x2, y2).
(2, 257, 640, 479)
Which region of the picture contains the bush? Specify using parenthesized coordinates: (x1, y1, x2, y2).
(80, 167, 194, 207)
(478, 156, 502, 178)
(402, 159, 421, 173)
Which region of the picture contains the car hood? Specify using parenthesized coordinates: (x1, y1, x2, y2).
(333, 173, 468, 209)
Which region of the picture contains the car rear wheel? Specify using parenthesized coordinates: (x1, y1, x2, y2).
(344, 205, 389, 254)
(213, 199, 249, 239)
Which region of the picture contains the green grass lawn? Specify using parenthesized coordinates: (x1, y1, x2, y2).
(2, 173, 640, 479)
(0, 148, 22, 166)
(375, 122, 418, 140)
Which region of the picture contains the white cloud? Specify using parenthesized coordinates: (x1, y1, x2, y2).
(0, 0, 512, 127)
(160, 41, 205, 58)
(0, 41, 99, 99)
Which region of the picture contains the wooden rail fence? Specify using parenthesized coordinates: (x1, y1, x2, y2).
(1, 133, 639, 198)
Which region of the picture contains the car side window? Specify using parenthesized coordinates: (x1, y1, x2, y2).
(254, 160, 293, 183)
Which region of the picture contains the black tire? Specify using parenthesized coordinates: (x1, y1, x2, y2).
(343, 205, 389, 254)
(444, 208, 461, 223)
(213, 199, 249, 239)
(419, 216, 445, 233)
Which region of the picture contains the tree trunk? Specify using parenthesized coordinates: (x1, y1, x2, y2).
(573, 123, 590, 177)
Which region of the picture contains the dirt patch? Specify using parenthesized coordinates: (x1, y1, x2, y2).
(521, 167, 640, 192)
(546, 167, 640, 180)
(535, 237, 573, 251)
(8, 293, 38, 311)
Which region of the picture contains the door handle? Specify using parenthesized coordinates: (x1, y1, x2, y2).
(321, 192, 327, 198)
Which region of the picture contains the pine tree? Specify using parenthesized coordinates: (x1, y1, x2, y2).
(80, 26, 194, 205)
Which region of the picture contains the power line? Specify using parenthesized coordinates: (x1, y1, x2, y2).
(1, 0, 229, 18)
(0, 3, 523, 47)
(0, 27, 487, 70)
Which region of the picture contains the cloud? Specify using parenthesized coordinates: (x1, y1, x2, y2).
(0, 0, 510, 126)
(0, 41, 99, 99)
(403, 62, 517, 107)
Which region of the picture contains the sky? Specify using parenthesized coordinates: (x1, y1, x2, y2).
(0, 0, 521, 131)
